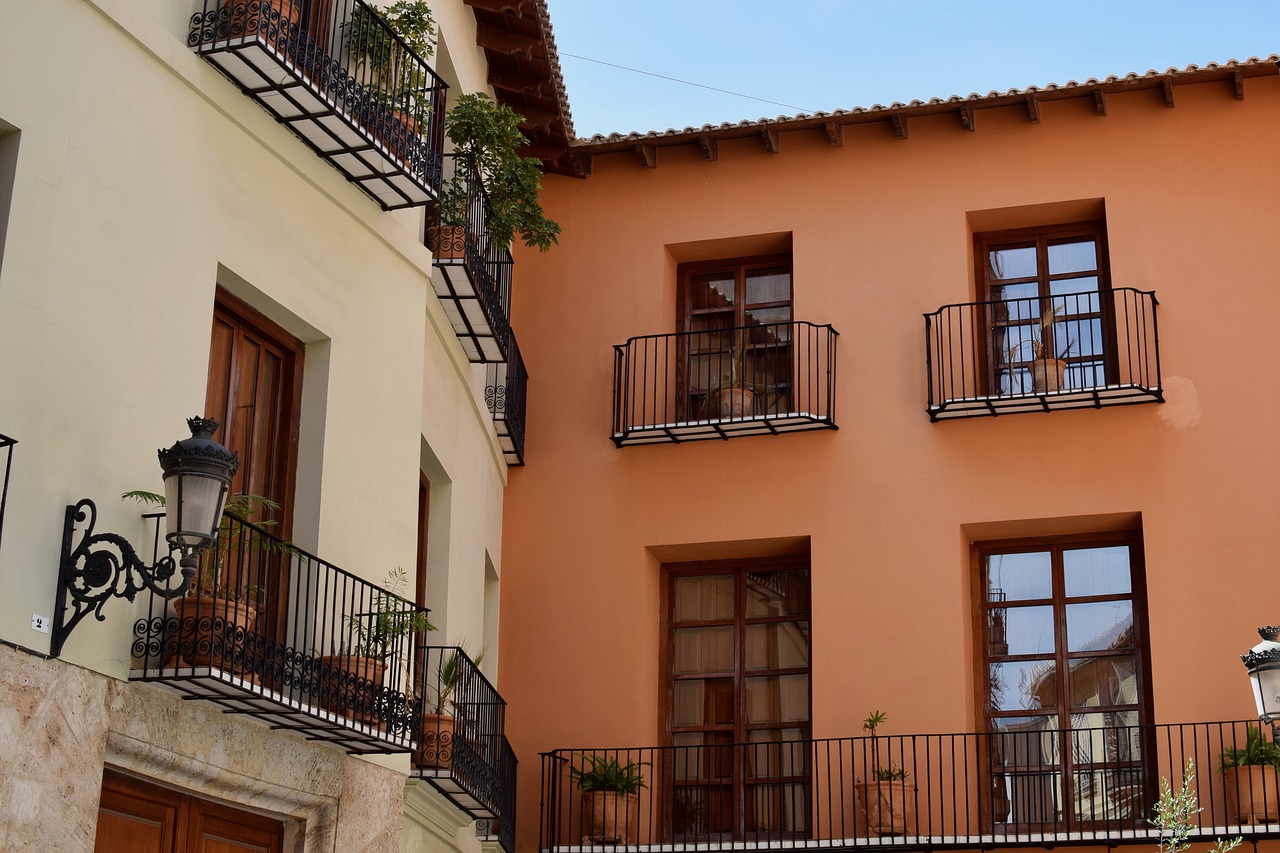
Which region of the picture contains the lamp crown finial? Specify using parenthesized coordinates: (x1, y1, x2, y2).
(186, 416, 220, 439)
(1261, 626, 1280, 642)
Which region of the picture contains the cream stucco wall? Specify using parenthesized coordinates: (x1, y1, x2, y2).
(0, 0, 505, 676)
(0, 0, 511, 849)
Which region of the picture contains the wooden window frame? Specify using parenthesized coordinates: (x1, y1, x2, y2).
(974, 221, 1116, 396)
(675, 254, 794, 420)
(972, 530, 1154, 832)
(660, 555, 812, 843)
(207, 287, 304, 539)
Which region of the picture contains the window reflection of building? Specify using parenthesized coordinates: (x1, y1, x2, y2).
(981, 537, 1148, 830)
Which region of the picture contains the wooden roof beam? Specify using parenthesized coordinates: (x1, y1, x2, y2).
(959, 105, 975, 131)
(476, 24, 541, 60)
(1093, 90, 1107, 116)
(762, 128, 781, 153)
(1026, 96, 1041, 124)
(635, 143, 657, 168)
(824, 122, 845, 146)
(1163, 79, 1175, 108)
(464, 0, 537, 15)
(1234, 70, 1245, 100)
(697, 135, 718, 161)
(512, 104, 559, 134)
(488, 70, 551, 98)
(570, 152, 592, 177)
(891, 114, 908, 139)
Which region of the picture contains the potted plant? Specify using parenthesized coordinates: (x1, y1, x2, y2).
(854, 710, 915, 836)
(428, 92, 560, 258)
(703, 329, 763, 419)
(1004, 305, 1074, 394)
(124, 490, 282, 673)
(341, 1, 436, 162)
(318, 566, 434, 725)
(416, 644, 485, 769)
(1220, 724, 1280, 824)
(569, 753, 648, 844)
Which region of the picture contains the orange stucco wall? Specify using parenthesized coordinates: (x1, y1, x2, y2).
(501, 75, 1280, 850)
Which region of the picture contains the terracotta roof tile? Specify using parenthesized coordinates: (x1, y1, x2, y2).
(573, 54, 1279, 148)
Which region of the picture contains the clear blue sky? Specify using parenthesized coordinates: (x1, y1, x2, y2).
(545, 1, 1280, 138)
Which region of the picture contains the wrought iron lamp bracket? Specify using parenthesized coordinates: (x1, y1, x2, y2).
(51, 498, 195, 658)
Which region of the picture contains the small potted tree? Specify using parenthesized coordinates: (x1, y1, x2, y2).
(427, 92, 560, 259)
(854, 710, 915, 836)
(570, 754, 648, 844)
(341, 1, 437, 162)
(318, 567, 434, 725)
(416, 644, 485, 769)
(1220, 724, 1280, 824)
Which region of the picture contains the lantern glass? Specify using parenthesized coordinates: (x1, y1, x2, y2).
(164, 469, 229, 549)
(1251, 664, 1280, 721)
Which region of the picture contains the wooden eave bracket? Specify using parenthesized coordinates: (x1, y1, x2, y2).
(1093, 90, 1107, 116)
(570, 152, 592, 177)
(475, 23, 540, 60)
(488, 70, 550, 97)
(464, 0, 537, 15)
(513, 104, 559, 134)
(1234, 70, 1245, 100)
(891, 114, 908, 139)
(697, 135, 718, 161)
(824, 122, 845, 146)
(635, 143, 657, 168)
(762, 128, 781, 153)
(1026, 96, 1041, 124)
(959, 105, 975, 131)
(1163, 79, 1176, 108)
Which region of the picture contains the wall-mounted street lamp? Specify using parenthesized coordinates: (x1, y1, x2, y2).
(50, 417, 239, 657)
(1242, 625, 1280, 743)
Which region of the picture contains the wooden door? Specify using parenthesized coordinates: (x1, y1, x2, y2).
(96, 770, 284, 852)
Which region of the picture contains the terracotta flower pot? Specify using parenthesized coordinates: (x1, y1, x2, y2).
(716, 388, 754, 419)
(224, 0, 301, 38)
(316, 654, 386, 724)
(426, 223, 467, 261)
(415, 713, 456, 769)
(169, 595, 257, 671)
(581, 791, 639, 844)
(1223, 765, 1280, 825)
(854, 780, 914, 836)
(1029, 358, 1066, 393)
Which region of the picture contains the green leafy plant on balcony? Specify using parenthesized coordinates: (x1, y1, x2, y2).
(1219, 724, 1280, 770)
(863, 709, 908, 781)
(342, 2, 437, 139)
(570, 754, 649, 795)
(1153, 759, 1241, 853)
(439, 92, 561, 252)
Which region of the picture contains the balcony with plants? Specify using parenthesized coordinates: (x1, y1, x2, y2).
(538, 719, 1280, 852)
(610, 321, 839, 446)
(924, 289, 1162, 421)
(426, 94, 560, 364)
(413, 645, 516, 844)
(89, 498, 434, 753)
(188, 0, 446, 210)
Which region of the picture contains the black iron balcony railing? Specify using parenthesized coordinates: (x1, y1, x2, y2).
(413, 645, 511, 827)
(189, 0, 447, 210)
(540, 721, 1280, 852)
(0, 433, 14, 557)
(486, 331, 527, 466)
(428, 153, 512, 363)
(477, 737, 519, 853)
(925, 288, 1161, 421)
(612, 321, 839, 446)
(130, 511, 428, 753)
